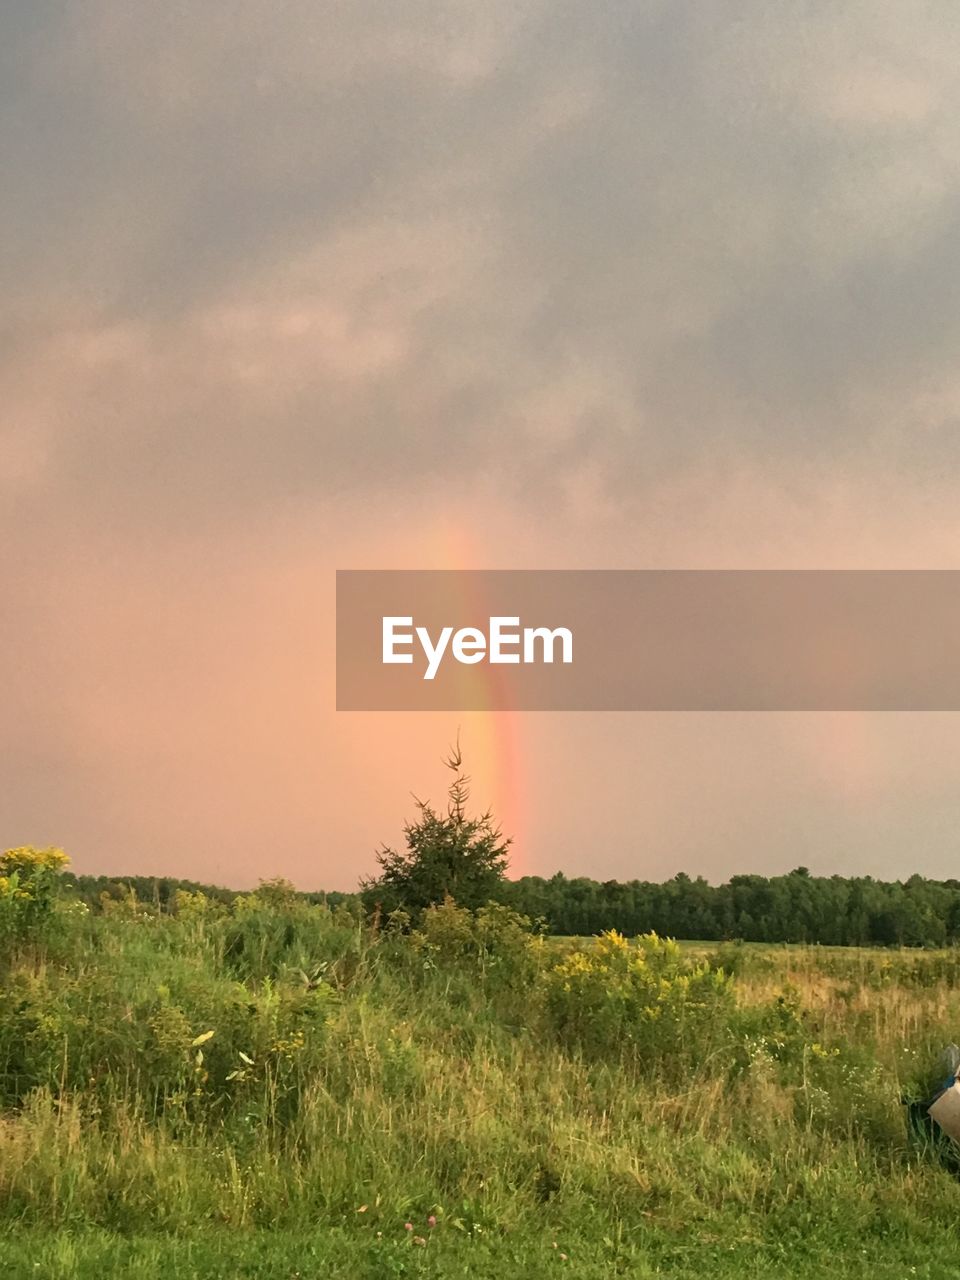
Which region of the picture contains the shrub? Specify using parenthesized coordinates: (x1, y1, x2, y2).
(221, 893, 363, 986)
(706, 939, 776, 979)
(0, 847, 71, 950)
(544, 931, 734, 1074)
(412, 897, 543, 989)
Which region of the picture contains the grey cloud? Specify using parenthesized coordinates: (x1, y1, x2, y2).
(3, 1, 960, 530)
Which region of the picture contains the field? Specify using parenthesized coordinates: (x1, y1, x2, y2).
(5, 881, 960, 1277)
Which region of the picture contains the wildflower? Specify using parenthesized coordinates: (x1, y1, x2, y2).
(560, 1253, 568, 1261)
(413, 1236, 427, 1247)
(404, 1222, 413, 1231)
(427, 1215, 437, 1228)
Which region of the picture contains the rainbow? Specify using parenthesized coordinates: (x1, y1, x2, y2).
(431, 520, 528, 877)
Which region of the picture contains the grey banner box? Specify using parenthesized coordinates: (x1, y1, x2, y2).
(336, 570, 960, 711)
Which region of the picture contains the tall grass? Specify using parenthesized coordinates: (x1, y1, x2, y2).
(3, 890, 960, 1275)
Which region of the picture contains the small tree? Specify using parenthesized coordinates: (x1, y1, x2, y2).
(362, 740, 510, 919)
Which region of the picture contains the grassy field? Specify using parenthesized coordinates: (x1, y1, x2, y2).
(4, 887, 960, 1277)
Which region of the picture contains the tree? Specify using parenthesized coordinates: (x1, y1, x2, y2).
(361, 740, 510, 919)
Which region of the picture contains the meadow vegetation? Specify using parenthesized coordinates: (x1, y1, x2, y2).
(4, 846, 960, 1276)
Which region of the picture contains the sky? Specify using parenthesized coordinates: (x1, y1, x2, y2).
(4, 2, 960, 888)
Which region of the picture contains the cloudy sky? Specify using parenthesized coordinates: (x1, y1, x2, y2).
(4, 1, 960, 888)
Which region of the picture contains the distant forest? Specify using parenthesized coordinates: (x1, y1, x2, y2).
(501, 870, 960, 948)
(65, 867, 960, 948)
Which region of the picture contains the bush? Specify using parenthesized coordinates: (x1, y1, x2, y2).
(544, 931, 735, 1075)
(411, 897, 544, 990)
(221, 885, 363, 985)
(706, 939, 777, 979)
(0, 847, 71, 953)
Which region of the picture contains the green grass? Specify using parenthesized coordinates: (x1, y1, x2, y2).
(5, 895, 960, 1277)
(6, 1220, 960, 1280)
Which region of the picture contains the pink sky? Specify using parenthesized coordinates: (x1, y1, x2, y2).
(5, 4, 960, 888)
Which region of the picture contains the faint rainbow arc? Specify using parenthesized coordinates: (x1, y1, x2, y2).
(430, 521, 527, 878)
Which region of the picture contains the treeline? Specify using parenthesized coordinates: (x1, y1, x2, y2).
(501, 869, 960, 948)
(63, 868, 960, 948)
(61, 873, 356, 915)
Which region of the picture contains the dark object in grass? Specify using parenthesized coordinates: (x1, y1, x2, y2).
(904, 1099, 960, 1175)
(534, 1163, 562, 1203)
